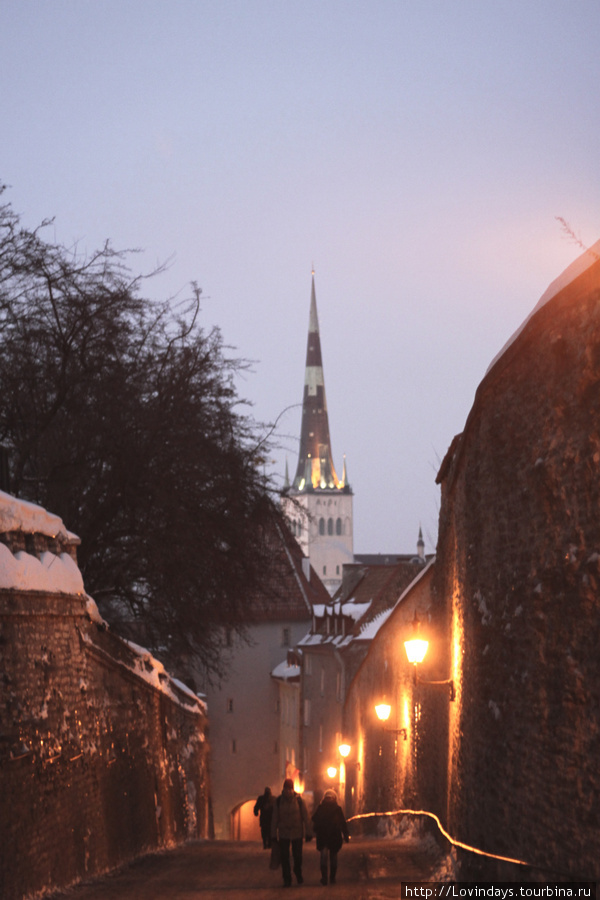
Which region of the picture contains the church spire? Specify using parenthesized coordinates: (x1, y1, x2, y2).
(293, 272, 342, 492)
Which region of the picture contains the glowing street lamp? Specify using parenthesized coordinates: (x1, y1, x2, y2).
(404, 611, 455, 701)
(327, 765, 338, 779)
(404, 612, 429, 665)
(374, 701, 407, 740)
(374, 703, 392, 723)
(338, 743, 351, 758)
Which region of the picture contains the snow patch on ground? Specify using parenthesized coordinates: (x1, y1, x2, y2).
(376, 815, 456, 881)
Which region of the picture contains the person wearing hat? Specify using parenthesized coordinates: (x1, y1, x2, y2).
(271, 778, 312, 887)
(311, 789, 349, 885)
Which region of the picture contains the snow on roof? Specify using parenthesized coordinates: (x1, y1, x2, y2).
(0, 544, 85, 594)
(298, 632, 326, 647)
(271, 659, 301, 681)
(358, 606, 394, 640)
(342, 600, 372, 622)
(487, 239, 600, 374)
(312, 604, 326, 618)
(0, 489, 79, 542)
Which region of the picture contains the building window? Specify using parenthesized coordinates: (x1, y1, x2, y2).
(304, 699, 311, 726)
(282, 627, 291, 647)
(336, 565, 340, 575)
(336, 517, 342, 535)
(319, 518, 325, 535)
(231, 739, 237, 754)
(226, 698, 234, 713)
(323, 565, 327, 576)
(327, 517, 334, 535)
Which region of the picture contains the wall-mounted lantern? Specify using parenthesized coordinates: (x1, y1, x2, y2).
(337, 741, 360, 770)
(374, 701, 407, 740)
(327, 765, 338, 779)
(404, 611, 455, 701)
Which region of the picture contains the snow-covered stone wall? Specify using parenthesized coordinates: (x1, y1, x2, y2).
(0, 495, 210, 900)
(434, 250, 600, 881)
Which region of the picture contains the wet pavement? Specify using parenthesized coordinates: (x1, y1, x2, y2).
(45, 834, 446, 899)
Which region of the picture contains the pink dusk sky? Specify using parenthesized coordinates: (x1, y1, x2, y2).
(1, 1, 599, 554)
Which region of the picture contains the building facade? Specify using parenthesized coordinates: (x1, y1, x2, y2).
(297, 552, 427, 801)
(196, 518, 329, 839)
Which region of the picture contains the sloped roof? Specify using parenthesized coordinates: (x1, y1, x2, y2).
(248, 514, 330, 622)
(298, 559, 425, 649)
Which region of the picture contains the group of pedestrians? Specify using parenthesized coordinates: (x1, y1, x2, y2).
(254, 778, 349, 887)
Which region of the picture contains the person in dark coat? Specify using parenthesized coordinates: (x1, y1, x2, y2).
(253, 786, 274, 848)
(311, 789, 349, 885)
(271, 778, 312, 886)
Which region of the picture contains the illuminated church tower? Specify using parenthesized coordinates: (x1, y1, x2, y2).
(282, 272, 353, 595)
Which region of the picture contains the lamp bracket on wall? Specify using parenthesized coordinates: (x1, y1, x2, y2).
(384, 727, 408, 740)
(417, 676, 455, 702)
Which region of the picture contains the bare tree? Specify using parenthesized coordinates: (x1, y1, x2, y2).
(0, 186, 281, 680)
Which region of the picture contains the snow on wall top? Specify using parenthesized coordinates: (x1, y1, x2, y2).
(0, 489, 78, 542)
(0, 544, 85, 593)
(487, 239, 600, 375)
(0, 490, 83, 593)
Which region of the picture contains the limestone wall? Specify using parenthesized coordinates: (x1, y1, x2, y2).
(0, 586, 210, 900)
(435, 257, 600, 880)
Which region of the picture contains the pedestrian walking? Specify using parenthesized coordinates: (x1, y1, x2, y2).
(253, 786, 274, 848)
(271, 778, 312, 887)
(311, 789, 349, 885)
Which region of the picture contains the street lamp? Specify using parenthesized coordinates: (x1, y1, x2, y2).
(404, 611, 455, 701)
(374, 702, 391, 722)
(338, 742, 351, 758)
(374, 701, 407, 739)
(327, 765, 338, 779)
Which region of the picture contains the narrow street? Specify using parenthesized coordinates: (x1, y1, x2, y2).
(45, 835, 447, 899)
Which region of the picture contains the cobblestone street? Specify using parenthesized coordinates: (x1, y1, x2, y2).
(46, 835, 447, 900)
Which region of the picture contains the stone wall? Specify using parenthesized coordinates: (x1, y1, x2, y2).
(0, 587, 210, 900)
(434, 256, 600, 880)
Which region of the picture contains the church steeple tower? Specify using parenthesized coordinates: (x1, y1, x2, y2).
(282, 271, 353, 595)
(293, 272, 344, 491)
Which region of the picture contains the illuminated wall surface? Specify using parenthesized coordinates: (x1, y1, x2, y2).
(342, 563, 439, 819)
(435, 248, 600, 880)
(0, 495, 210, 900)
(342, 245, 600, 882)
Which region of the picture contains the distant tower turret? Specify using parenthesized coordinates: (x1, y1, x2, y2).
(417, 526, 425, 561)
(282, 272, 353, 595)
